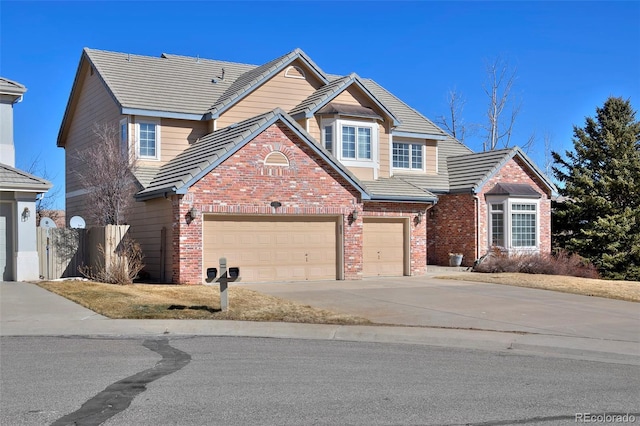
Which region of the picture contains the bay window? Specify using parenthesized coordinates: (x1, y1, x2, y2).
(488, 199, 539, 251)
(321, 118, 377, 165)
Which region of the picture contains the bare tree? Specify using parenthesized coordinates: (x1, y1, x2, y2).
(73, 122, 139, 225)
(543, 131, 553, 177)
(482, 56, 522, 151)
(437, 88, 470, 142)
(25, 155, 61, 226)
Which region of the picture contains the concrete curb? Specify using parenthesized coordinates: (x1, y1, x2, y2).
(2, 319, 638, 366)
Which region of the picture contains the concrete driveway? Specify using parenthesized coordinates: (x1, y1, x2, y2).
(241, 268, 640, 343)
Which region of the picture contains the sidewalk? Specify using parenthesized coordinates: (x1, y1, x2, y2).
(1, 280, 639, 365)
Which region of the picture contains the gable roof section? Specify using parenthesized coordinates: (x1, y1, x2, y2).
(59, 48, 453, 147)
(136, 108, 369, 201)
(447, 147, 556, 194)
(360, 79, 448, 139)
(0, 164, 52, 193)
(206, 49, 329, 119)
(57, 48, 256, 146)
(289, 73, 400, 126)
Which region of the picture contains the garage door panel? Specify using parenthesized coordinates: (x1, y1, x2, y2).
(363, 219, 405, 277)
(204, 216, 338, 283)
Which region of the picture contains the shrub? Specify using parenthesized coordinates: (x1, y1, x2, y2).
(473, 248, 600, 279)
(79, 236, 145, 285)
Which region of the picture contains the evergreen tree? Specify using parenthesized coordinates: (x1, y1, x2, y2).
(552, 97, 640, 280)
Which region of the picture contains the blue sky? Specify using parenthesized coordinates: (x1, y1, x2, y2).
(1, 1, 639, 210)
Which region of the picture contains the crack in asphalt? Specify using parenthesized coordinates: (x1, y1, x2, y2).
(50, 338, 190, 426)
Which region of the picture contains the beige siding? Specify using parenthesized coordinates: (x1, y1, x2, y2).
(307, 117, 321, 143)
(131, 117, 209, 168)
(426, 140, 437, 174)
(346, 167, 375, 181)
(218, 59, 323, 128)
(64, 61, 121, 220)
(128, 198, 174, 281)
(378, 122, 390, 178)
(390, 137, 438, 176)
(333, 89, 362, 106)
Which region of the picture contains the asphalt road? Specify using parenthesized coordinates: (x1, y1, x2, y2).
(2, 336, 638, 426)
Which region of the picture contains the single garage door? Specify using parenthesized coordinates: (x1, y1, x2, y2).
(363, 217, 406, 277)
(203, 215, 339, 282)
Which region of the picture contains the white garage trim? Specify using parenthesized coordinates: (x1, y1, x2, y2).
(203, 215, 343, 283)
(363, 217, 409, 277)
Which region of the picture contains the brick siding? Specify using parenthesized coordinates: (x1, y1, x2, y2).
(427, 157, 552, 267)
(171, 123, 429, 284)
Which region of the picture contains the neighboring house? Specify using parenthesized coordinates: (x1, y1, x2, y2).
(57, 48, 555, 284)
(0, 77, 52, 281)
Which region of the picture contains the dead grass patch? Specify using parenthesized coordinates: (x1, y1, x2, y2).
(437, 272, 640, 302)
(36, 280, 371, 324)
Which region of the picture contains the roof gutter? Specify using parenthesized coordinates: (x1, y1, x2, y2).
(366, 195, 438, 203)
(135, 186, 178, 201)
(392, 131, 448, 141)
(122, 108, 205, 121)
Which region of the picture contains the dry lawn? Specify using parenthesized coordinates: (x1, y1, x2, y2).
(36, 280, 371, 324)
(437, 272, 640, 302)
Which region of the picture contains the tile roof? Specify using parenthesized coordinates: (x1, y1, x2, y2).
(208, 48, 328, 118)
(289, 73, 399, 125)
(316, 103, 381, 120)
(360, 78, 447, 137)
(78, 48, 444, 136)
(362, 178, 436, 202)
(0, 77, 27, 96)
(289, 75, 353, 117)
(0, 164, 52, 192)
(136, 108, 370, 201)
(84, 48, 255, 116)
(446, 147, 556, 194)
(67, 48, 554, 200)
(485, 182, 542, 198)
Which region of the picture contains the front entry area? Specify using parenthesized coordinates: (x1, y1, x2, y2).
(0, 203, 13, 281)
(203, 215, 340, 283)
(363, 217, 407, 277)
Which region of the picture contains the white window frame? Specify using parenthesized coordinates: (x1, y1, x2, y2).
(322, 124, 334, 154)
(119, 117, 129, 157)
(486, 197, 540, 253)
(320, 117, 378, 168)
(135, 117, 161, 161)
(392, 142, 425, 171)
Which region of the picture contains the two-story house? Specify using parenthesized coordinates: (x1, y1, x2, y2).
(57, 48, 555, 284)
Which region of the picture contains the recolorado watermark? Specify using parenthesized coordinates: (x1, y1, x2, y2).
(575, 412, 637, 423)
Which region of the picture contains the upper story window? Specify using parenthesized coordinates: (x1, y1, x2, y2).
(321, 118, 377, 166)
(119, 118, 128, 157)
(342, 125, 371, 160)
(323, 125, 333, 154)
(135, 118, 161, 160)
(392, 142, 423, 170)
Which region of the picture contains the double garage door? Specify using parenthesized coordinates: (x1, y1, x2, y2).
(203, 215, 407, 283)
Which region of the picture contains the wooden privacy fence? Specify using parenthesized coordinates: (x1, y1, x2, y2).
(37, 225, 130, 280)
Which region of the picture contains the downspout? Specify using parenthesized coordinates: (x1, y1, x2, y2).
(473, 193, 481, 261)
